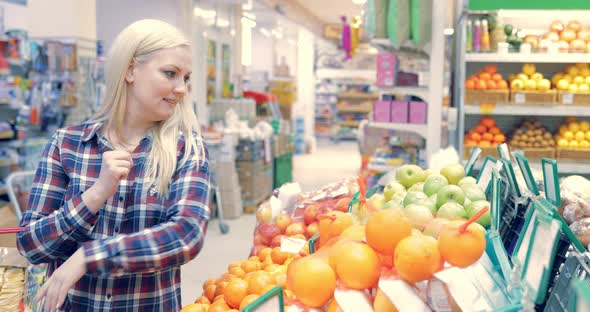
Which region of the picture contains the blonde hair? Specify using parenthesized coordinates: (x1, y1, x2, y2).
(92, 19, 204, 195)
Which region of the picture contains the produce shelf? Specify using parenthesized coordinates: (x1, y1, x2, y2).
(464, 104, 590, 117)
(367, 122, 428, 139)
(465, 52, 590, 63)
(473, 159, 590, 175)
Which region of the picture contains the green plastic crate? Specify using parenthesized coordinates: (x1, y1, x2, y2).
(273, 153, 293, 188)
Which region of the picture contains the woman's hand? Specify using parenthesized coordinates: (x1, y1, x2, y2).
(35, 248, 87, 312)
(83, 150, 133, 213)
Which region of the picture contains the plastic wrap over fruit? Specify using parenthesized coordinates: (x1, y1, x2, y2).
(569, 218, 590, 248)
(561, 175, 590, 202)
(560, 189, 590, 224)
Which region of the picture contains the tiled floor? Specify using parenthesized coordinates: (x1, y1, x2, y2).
(180, 139, 360, 306)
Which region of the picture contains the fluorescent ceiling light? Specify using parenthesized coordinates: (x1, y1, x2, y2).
(242, 0, 253, 11)
(230, 29, 236, 36)
(194, 7, 216, 19)
(444, 28, 454, 35)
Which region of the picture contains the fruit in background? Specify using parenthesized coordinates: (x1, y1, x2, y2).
(511, 79, 524, 90)
(373, 289, 398, 312)
(567, 20, 582, 32)
(404, 204, 434, 231)
(561, 29, 577, 42)
(331, 241, 381, 289)
(423, 218, 451, 239)
(530, 72, 543, 81)
(557, 79, 570, 90)
(368, 193, 386, 209)
(554, 117, 590, 149)
(306, 223, 319, 238)
(303, 204, 321, 225)
(550, 20, 565, 33)
(365, 209, 412, 256)
(395, 165, 427, 188)
(270, 234, 287, 248)
(383, 181, 406, 202)
(340, 224, 366, 241)
(256, 205, 272, 224)
(274, 214, 292, 233)
(466, 200, 492, 228)
(522, 63, 536, 76)
(465, 66, 508, 91)
(439, 208, 488, 268)
(424, 168, 439, 177)
(287, 256, 336, 307)
(509, 117, 555, 148)
(317, 211, 354, 247)
(258, 223, 281, 244)
(335, 197, 351, 212)
(394, 235, 442, 283)
(436, 185, 466, 208)
(285, 222, 306, 237)
(537, 79, 551, 91)
(437, 203, 467, 220)
(423, 174, 450, 197)
(440, 164, 465, 185)
(462, 184, 487, 202)
(569, 84, 579, 92)
(458, 176, 477, 188)
(525, 79, 537, 90)
(403, 191, 429, 207)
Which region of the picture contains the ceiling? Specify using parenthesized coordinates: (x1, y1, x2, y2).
(295, 0, 365, 25)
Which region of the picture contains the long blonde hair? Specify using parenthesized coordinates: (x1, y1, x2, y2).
(92, 19, 204, 195)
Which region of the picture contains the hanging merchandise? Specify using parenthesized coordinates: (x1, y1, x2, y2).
(364, 0, 376, 38)
(374, 0, 388, 38)
(386, 0, 411, 48)
(410, 0, 433, 49)
(340, 16, 352, 60)
(351, 16, 360, 57)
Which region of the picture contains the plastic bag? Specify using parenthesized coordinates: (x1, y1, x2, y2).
(560, 189, 590, 224)
(569, 218, 590, 248)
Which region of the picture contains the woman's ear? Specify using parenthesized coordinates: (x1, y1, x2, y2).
(125, 59, 136, 83)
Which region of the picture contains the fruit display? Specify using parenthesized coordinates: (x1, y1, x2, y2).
(183, 164, 494, 311)
(552, 63, 590, 93)
(509, 117, 556, 149)
(464, 65, 509, 90)
(555, 117, 590, 149)
(508, 64, 552, 91)
(464, 116, 507, 148)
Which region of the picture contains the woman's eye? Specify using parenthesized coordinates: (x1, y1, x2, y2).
(164, 71, 176, 78)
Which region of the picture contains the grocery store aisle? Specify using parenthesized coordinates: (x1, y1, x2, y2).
(180, 139, 360, 305)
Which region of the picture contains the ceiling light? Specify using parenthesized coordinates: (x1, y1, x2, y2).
(217, 18, 230, 28)
(241, 17, 256, 28)
(444, 28, 454, 35)
(352, 0, 367, 4)
(230, 29, 236, 36)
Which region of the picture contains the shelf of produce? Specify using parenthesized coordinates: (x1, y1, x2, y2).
(340, 120, 361, 127)
(465, 52, 590, 63)
(368, 122, 428, 139)
(337, 92, 378, 100)
(464, 104, 590, 116)
(473, 159, 590, 175)
(377, 86, 429, 100)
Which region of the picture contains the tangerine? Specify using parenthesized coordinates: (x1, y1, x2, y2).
(194, 296, 210, 304)
(480, 116, 496, 128)
(318, 211, 354, 247)
(287, 256, 336, 307)
(208, 300, 230, 312)
(373, 289, 398, 312)
(489, 127, 501, 135)
(271, 271, 287, 288)
(203, 278, 218, 290)
(264, 264, 281, 273)
(470, 132, 482, 142)
(228, 261, 244, 271)
(482, 133, 493, 142)
(247, 272, 273, 295)
(365, 209, 412, 256)
(213, 295, 224, 302)
(331, 241, 381, 289)
(270, 247, 289, 265)
(486, 80, 497, 90)
(439, 219, 486, 267)
(180, 303, 208, 312)
(479, 72, 491, 81)
(228, 266, 246, 279)
(239, 294, 260, 310)
(203, 284, 216, 302)
(340, 224, 366, 241)
(492, 73, 503, 82)
(497, 80, 508, 90)
(473, 125, 487, 134)
(484, 65, 497, 74)
(215, 281, 229, 297)
(258, 247, 272, 261)
(479, 140, 492, 147)
(394, 235, 442, 284)
(224, 279, 248, 309)
(241, 260, 260, 273)
(465, 80, 475, 90)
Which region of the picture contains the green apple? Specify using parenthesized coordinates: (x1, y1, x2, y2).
(383, 181, 406, 201)
(462, 184, 487, 202)
(425, 168, 439, 177)
(421, 199, 437, 214)
(396, 165, 427, 189)
(436, 185, 466, 208)
(404, 204, 434, 231)
(440, 164, 465, 185)
(466, 200, 492, 228)
(385, 191, 407, 209)
(464, 198, 472, 209)
(458, 176, 477, 188)
(403, 191, 429, 207)
(368, 193, 386, 209)
(437, 202, 467, 220)
(408, 182, 425, 193)
(423, 174, 449, 197)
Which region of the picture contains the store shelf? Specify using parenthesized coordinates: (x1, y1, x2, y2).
(474, 159, 590, 175)
(464, 104, 590, 116)
(337, 92, 378, 100)
(465, 52, 590, 63)
(316, 68, 375, 81)
(370, 39, 429, 57)
(378, 86, 429, 100)
(340, 120, 361, 127)
(368, 121, 428, 138)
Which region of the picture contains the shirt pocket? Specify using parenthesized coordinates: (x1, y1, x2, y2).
(126, 194, 168, 230)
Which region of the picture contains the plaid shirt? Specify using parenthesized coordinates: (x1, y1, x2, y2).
(16, 122, 211, 311)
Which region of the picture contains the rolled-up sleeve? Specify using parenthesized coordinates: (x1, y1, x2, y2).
(82, 142, 210, 276)
(17, 131, 99, 264)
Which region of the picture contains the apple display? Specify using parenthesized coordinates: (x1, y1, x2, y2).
(383, 181, 406, 201)
(274, 213, 293, 233)
(285, 222, 306, 237)
(437, 203, 467, 220)
(423, 174, 449, 197)
(404, 204, 434, 230)
(396, 165, 427, 188)
(462, 184, 486, 202)
(408, 182, 425, 193)
(466, 200, 492, 228)
(403, 191, 429, 207)
(440, 164, 465, 185)
(436, 185, 466, 208)
(458, 176, 477, 188)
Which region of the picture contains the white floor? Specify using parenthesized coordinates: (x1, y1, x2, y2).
(180, 139, 360, 306)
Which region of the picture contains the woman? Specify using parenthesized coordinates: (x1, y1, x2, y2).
(16, 19, 210, 311)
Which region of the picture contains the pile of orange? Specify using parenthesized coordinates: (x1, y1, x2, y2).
(465, 116, 507, 147)
(465, 65, 509, 90)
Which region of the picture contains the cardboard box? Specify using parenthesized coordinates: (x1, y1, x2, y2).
(409, 101, 427, 124)
(373, 100, 391, 122)
(0, 202, 18, 248)
(391, 101, 409, 123)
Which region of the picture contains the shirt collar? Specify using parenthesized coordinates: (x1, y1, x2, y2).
(82, 122, 104, 142)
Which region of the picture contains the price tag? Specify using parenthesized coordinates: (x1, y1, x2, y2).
(464, 146, 482, 177)
(280, 237, 306, 254)
(562, 92, 574, 105)
(378, 278, 430, 311)
(514, 153, 539, 196)
(242, 286, 284, 312)
(541, 158, 561, 207)
(497, 143, 510, 161)
(500, 158, 521, 197)
(334, 288, 373, 312)
(434, 268, 490, 311)
(479, 103, 496, 114)
(477, 156, 497, 194)
(514, 93, 526, 105)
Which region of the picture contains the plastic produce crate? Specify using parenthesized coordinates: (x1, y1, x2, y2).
(544, 253, 590, 312)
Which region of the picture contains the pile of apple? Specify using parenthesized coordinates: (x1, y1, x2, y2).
(508, 64, 552, 91)
(552, 63, 590, 93)
(555, 117, 590, 149)
(369, 163, 491, 230)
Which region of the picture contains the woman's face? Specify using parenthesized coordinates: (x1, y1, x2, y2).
(126, 45, 192, 124)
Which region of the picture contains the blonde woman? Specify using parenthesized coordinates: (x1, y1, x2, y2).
(16, 19, 210, 311)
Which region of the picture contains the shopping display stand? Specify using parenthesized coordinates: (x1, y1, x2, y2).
(242, 285, 285, 312)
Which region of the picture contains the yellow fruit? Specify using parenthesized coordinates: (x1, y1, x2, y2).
(574, 76, 585, 85)
(557, 79, 570, 90)
(517, 73, 529, 82)
(552, 73, 564, 85)
(570, 122, 581, 132)
(560, 126, 569, 135)
(531, 73, 544, 81)
(581, 68, 590, 77)
(522, 64, 536, 76)
(564, 131, 574, 140)
(537, 79, 551, 91)
(576, 131, 586, 141)
(585, 76, 590, 85)
(563, 75, 573, 82)
(525, 79, 537, 90)
(569, 66, 580, 77)
(508, 74, 517, 82)
(511, 79, 525, 90)
(580, 121, 590, 131)
(586, 131, 590, 140)
(580, 84, 590, 92)
(570, 140, 580, 148)
(558, 138, 569, 147)
(569, 84, 579, 92)
(577, 63, 589, 70)
(581, 140, 590, 148)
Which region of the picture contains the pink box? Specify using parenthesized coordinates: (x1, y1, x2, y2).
(373, 100, 391, 122)
(376, 70, 395, 87)
(377, 53, 397, 70)
(391, 101, 409, 123)
(409, 101, 427, 124)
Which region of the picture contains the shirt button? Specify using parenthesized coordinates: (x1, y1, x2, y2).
(114, 226, 120, 233)
(119, 196, 124, 201)
(107, 293, 112, 300)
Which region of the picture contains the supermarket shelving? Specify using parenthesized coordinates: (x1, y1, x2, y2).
(465, 52, 590, 63)
(464, 105, 590, 116)
(376, 86, 430, 101)
(368, 122, 428, 139)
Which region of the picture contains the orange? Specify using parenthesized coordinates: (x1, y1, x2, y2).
(482, 133, 493, 142)
(264, 264, 281, 273)
(484, 65, 497, 74)
(340, 224, 366, 241)
(479, 140, 492, 147)
(373, 289, 398, 312)
(489, 127, 501, 135)
(394, 235, 442, 284)
(204, 284, 216, 302)
(249, 256, 260, 262)
(224, 279, 248, 309)
(228, 260, 244, 271)
(261, 284, 278, 295)
(241, 260, 260, 273)
(208, 300, 230, 312)
(271, 271, 287, 288)
(180, 303, 209, 312)
(247, 272, 273, 295)
(215, 281, 229, 297)
(213, 295, 224, 302)
(270, 247, 289, 265)
(203, 278, 218, 290)
(474, 125, 487, 134)
(465, 80, 475, 90)
(219, 273, 237, 283)
(470, 132, 482, 142)
(481, 116, 496, 128)
(318, 211, 354, 248)
(494, 134, 506, 144)
(497, 80, 508, 90)
(486, 80, 497, 90)
(331, 241, 381, 289)
(439, 220, 486, 268)
(228, 310, 239, 312)
(228, 266, 246, 279)
(287, 256, 336, 307)
(492, 73, 503, 82)
(194, 296, 210, 304)
(262, 256, 274, 268)
(239, 294, 260, 310)
(478, 72, 491, 81)
(258, 247, 272, 261)
(365, 209, 412, 256)
(476, 80, 487, 90)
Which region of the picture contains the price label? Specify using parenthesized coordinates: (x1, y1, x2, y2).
(541, 158, 561, 207)
(280, 237, 306, 254)
(479, 103, 496, 114)
(514, 93, 526, 105)
(497, 143, 510, 161)
(378, 278, 430, 311)
(514, 153, 539, 196)
(477, 156, 497, 194)
(464, 146, 482, 177)
(334, 288, 373, 312)
(242, 286, 284, 312)
(562, 92, 574, 105)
